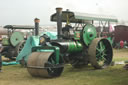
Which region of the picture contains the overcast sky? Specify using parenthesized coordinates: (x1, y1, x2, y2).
(0, 0, 128, 26)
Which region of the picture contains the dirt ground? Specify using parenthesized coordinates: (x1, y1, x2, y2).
(0, 49, 128, 85)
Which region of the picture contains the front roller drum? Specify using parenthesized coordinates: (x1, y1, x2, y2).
(88, 38, 113, 69)
(27, 52, 64, 78)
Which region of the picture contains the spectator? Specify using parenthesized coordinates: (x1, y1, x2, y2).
(120, 40, 124, 48)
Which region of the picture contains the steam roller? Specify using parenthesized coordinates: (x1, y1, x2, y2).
(1, 25, 34, 59)
(27, 8, 118, 78)
(1, 31, 24, 59)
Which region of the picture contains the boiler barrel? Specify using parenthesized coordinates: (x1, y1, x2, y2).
(51, 41, 83, 53)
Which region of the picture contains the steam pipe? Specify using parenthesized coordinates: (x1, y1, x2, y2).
(34, 18, 40, 36)
(56, 7, 63, 39)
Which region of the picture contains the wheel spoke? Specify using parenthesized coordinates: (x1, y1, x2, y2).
(101, 54, 105, 59)
(97, 41, 107, 62)
(102, 45, 105, 51)
(96, 53, 101, 57)
(100, 42, 103, 49)
(51, 58, 55, 64)
(96, 48, 101, 52)
(100, 42, 105, 51)
(102, 57, 106, 61)
(103, 53, 107, 56)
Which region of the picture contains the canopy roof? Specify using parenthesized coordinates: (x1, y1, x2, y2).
(51, 11, 118, 23)
(4, 25, 34, 29)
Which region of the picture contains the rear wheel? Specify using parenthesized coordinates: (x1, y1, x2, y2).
(88, 38, 113, 69)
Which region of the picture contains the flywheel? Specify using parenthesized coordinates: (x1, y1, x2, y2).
(82, 24, 97, 46)
(10, 32, 24, 47)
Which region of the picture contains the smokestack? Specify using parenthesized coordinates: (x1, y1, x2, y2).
(56, 7, 63, 39)
(34, 18, 40, 36)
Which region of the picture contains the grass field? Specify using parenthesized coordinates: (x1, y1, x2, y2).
(0, 49, 128, 85)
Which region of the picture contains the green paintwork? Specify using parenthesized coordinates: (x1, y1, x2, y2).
(107, 37, 113, 45)
(67, 41, 83, 52)
(83, 24, 97, 46)
(74, 31, 80, 40)
(1, 38, 10, 46)
(10, 32, 24, 46)
(32, 46, 60, 64)
(96, 41, 107, 61)
(54, 46, 60, 64)
(2, 61, 19, 66)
